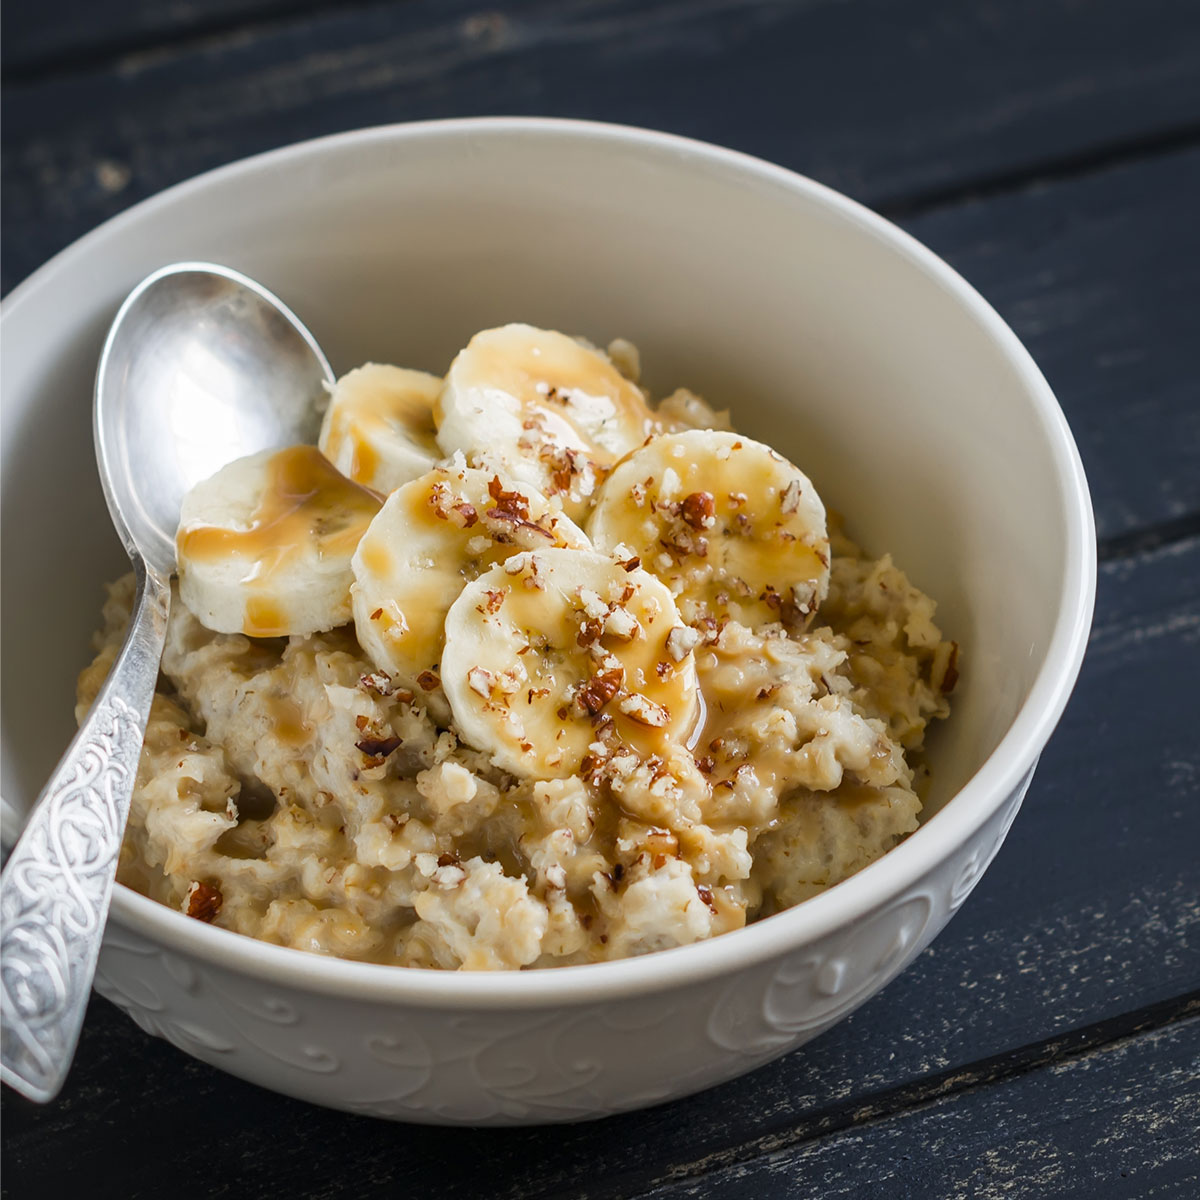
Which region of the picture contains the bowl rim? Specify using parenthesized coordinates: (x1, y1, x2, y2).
(2, 115, 1097, 1010)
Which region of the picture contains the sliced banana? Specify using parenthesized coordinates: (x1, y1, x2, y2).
(351, 464, 590, 689)
(441, 547, 700, 779)
(318, 364, 441, 494)
(587, 430, 830, 630)
(435, 324, 659, 521)
(177, 445, 381, 638)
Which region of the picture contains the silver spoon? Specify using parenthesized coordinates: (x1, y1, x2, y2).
(0, 262, 332, 1102)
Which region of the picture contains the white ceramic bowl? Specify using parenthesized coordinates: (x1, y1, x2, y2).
(0, 118, 1095, 1124)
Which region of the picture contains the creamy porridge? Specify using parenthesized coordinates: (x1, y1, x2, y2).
(78, 324, 958, 970)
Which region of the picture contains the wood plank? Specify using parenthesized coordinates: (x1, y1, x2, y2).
(898, 146, 1200, 543)
(0, 0, 335, 76)
(3, 532, 1198, 1198)
(642, 1015, 1200, 1199)
(3, 0, 1200, 289)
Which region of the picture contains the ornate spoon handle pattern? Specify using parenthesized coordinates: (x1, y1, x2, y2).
(1, 564, 170, 1102)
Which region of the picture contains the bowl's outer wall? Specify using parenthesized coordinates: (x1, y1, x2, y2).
(1, 121, 1086, 1120)
(92, 770, 1032, 1123)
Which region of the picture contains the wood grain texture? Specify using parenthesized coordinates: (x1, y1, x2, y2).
(3, 533, 1197, 1200)
(644, 1015, 1200, 1199)
(4, 0, 1200, 289)
(0, 0, 340, 76)
(902, 147, 1200, 541)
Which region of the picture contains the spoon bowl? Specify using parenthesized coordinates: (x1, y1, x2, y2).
(0, 262, 332, 1103)
(96, 263, 332, 573)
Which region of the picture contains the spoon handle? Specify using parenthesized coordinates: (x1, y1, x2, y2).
(1, 562, 170, 1102)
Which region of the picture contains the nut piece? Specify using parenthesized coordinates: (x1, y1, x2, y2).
(603, 606, 639, 641)
(665, 625, 702, 662)
(358, 671, 413, 702)
(468, 666, 495, 698)
(355, 734, 403, 759)
(680, 491, 716, 530)
(575, 667, 624, 716)
(617, 693, 670, 727)
(185, 881, 222, 922)
(780, 479, 803, 514)
(578, 588, 608, 620)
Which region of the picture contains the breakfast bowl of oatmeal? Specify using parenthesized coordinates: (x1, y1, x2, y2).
(0, 119, 1095, 1123)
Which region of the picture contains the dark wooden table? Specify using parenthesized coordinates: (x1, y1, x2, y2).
(3, 2, 1198, 1196)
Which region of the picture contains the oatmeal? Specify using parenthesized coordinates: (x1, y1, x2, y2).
(77, 324, 957, 969)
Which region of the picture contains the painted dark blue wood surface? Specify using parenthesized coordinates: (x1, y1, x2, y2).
(2, 2, 1198, 1196)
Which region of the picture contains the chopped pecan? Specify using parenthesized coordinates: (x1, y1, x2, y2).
(665, 625, 702, 662)
(355, 734, 403, 758)
(186, 881, 222, 923)
(941, 642, 960, 694)
(617, 693, 669, 727)
(486, 508, 556, 539)
(680, 491, 716, 530)
(428, 483, 448, 517)
(575, 667, 624, 716)
(760, 584, 809, 631)
(477, 588, 507, 616)
(603, 607, 638, 641)
(467, 667, 495, 698)
(543, 445, 577, 494)
(577, 616, 605, 647)
(486, 475, 530, 520)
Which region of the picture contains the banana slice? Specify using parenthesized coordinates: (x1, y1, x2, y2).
(351, 464, 590, 689)
(177, 445, 381, 638)
(435, 324, 659, 521)
(318, 364, 440, 493)
(441, 547, 700, 779)
(587, 430, 830, 630)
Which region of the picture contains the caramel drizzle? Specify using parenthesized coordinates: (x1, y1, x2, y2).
(179, 445, 380, 637)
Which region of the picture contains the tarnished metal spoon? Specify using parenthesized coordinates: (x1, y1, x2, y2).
(0, 263, 332, 1102)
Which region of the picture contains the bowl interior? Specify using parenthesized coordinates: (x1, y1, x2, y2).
(2, 121, 1075, 845)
